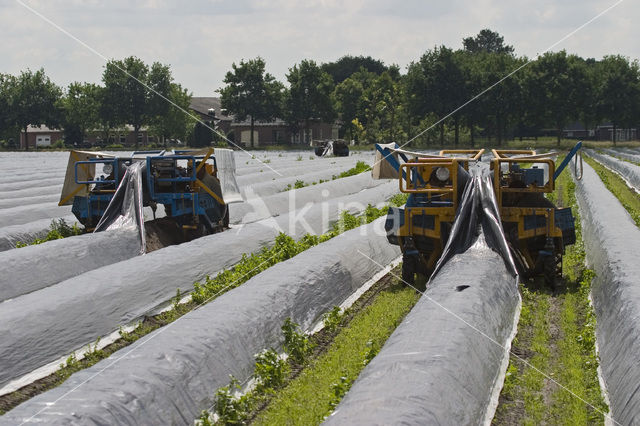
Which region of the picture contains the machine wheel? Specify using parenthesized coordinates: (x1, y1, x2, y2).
(401, 255, 417, 286)
(543, 252, 563, 291)
(222, 205, 229, 228)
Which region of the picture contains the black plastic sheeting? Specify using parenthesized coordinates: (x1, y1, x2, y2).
(573, 160, 640, 425)
(326, 236, 519, 425)
(432, 167, 517, 279)
(1, 219, 400, 425)
(0, 183, 398, 390)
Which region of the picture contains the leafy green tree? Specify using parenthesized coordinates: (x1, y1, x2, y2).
(102, 56, 149, 149)
(60, 82, 101, 145)
(597, 55, 640, 144)
(150, 83, 194, 146)
(405, 46, 466, 145)
(218, 57, 284, 148)
(463, 29, 514, 55)
(0, 73, 17, 143)
(360, 72, 404, 143)
(285, 60, 336, 143)
(321, 55, 387, 84)
(11, 68, 62, 150)
(147, 62, 173, 125)
(526, 51, 587, 145)
(333, 69, 375, 142)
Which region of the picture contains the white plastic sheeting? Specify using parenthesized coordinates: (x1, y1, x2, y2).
(588, 149, 640, 191)
(0, 202, 70, 228)
(573, 160, 640, 425)
(326, 238, 519, 425)
(215, 148, 243, 203)
(0, 215, 77, 252)
(1, 219, 400, 424)
(230, 172, 386, 224)
(94, 162, 146, 254)
(0, 182, 398, 389)
(0, 229, 141, 302)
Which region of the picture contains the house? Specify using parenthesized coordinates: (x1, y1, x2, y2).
(19, 125, 65, 149)
(189, 97, 233, 137)
(231, 119, 339, 147)
(563, 122, 638, 142)
(20, 125, 153, 149)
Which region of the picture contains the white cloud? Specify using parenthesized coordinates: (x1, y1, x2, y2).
(0, 0, 636, 95)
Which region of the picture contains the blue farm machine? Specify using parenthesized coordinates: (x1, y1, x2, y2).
(374, 142, 583, 288)
(58, 148, 240, 241)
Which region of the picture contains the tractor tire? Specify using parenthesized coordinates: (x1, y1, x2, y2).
(544, 252, 563, 292)
(401, 255, 416, 286)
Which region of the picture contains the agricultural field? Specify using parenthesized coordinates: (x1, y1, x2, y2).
(1, 146, 640, 425)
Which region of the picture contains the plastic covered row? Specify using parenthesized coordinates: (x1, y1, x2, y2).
(1, 218, 400, 424)
(573, 160, 640, 425)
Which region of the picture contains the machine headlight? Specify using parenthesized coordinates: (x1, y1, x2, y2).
(435, 167, 450, 182)
(102, 163, 113, 175)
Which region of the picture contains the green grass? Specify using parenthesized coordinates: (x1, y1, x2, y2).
(15, 219, 83, 247)
(585, 155, 640, 227)
(494, 158, 608, 425)
(251, 284, 419, 426)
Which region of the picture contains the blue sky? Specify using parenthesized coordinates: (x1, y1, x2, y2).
(0, 0, 636, 95)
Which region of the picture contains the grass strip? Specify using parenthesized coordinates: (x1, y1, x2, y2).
(0, 196, 407, 414)
(493, 157, 608, 425)
(585, 155, 640, 227)
(252, 285, 417, 426)
(196, 269, 418, 426)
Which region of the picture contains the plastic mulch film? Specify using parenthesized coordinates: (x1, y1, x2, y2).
(432, 166, 517, 280)
(325, 234, 520, 425)
(0, 215, 77, 252)
(0, 202, 71, 229)
(94, 161, 146, 255)
(1, 219, 400, 424)
(573, 159, 640, 425)
(230, 172, 386, 224)
(214, 148, 243, 204)
(587, 149, 640, 192)
(0, 229, 141, 302)
(0, 183, 398, 390)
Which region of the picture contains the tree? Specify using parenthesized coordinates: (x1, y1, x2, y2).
(405, 46, 466, 145)
(0, 73, 16, 143)
(285, 60, 335, 144)
(360, 72, 404, 143)
(218, 57, 283, 148)
(463, 29, 514, 55)
(526, 51, 587, 145)
(150, 83, 194, 147)
(102, 56, 149, 149)
(333, 69, 375, 142)
(321, 55, 387, 84)
(11, 69, 61, 150)
(146, 62, 173, 131)
(60, 82, 101, 145)
(597, 55, 640, 144)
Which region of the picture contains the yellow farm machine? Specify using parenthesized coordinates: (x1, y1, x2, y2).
(375, 142, 582, 288)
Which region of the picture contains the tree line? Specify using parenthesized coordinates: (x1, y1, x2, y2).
(1, 29, 639, 150)
(0, 57, 193, 150)
(220, 29, 640, 147)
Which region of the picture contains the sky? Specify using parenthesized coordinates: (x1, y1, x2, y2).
(0, 0, 637, 96)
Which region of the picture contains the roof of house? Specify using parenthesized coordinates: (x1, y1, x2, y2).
(189, 97, 232, 121)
